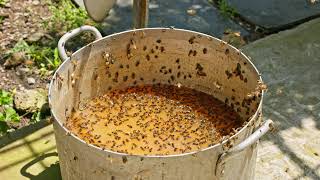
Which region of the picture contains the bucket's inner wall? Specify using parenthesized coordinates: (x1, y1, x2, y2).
(50, 29, 261, 129)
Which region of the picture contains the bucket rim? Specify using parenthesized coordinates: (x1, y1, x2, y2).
(49, 27, 264, 158)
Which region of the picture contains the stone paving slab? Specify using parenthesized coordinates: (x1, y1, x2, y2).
(242, 18, 320, 179)
(227, 0, 320, 29)
(101, 0, 248, 38)
(0, 125, 60, 180)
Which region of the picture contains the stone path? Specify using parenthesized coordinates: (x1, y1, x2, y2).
(242, 18, 320, 180)
(227, 0, 320, 30)
(74, 0, 320, 33)
(100, 0, 248, 37)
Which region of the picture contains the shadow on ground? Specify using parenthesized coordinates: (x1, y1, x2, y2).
(0, 125, 61, 179)
(20, 152, 61, 180)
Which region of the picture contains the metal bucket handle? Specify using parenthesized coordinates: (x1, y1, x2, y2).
(20, 152, 59, 178)
(56, 26, 274, 178)
(215, 119, 274, 176)
(58, 25, 102, 61)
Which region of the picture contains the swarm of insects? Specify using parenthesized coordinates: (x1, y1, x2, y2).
(66, 84, 243, 155)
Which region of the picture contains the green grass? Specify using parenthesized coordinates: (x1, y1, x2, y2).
(7, 40, 61, 72)
(0, 90, 13, 106)
(0, 89, 20, 135)
(0, 16, 4, 24)
(44, 0, 96, 33)
(0, 0, 8, 6)
(6, 0, 96, 72)
(216, 0, 237, 18)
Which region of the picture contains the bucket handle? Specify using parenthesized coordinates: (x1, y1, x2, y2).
(20, 152, 59, 178)
(215, 119, 274, 176)
(58, 25, 102, 61)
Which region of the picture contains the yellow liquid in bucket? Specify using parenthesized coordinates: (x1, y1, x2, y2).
(66, 84, 243, 155)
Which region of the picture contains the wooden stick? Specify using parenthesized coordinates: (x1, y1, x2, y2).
(133, 0, 149, 28)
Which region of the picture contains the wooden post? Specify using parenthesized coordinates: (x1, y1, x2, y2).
(133, 0, 149, 28)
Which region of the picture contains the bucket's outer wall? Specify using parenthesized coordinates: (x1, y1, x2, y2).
(50, 28, 263, 180)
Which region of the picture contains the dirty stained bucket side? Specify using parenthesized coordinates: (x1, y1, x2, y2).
(50, 27, 270, 180)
